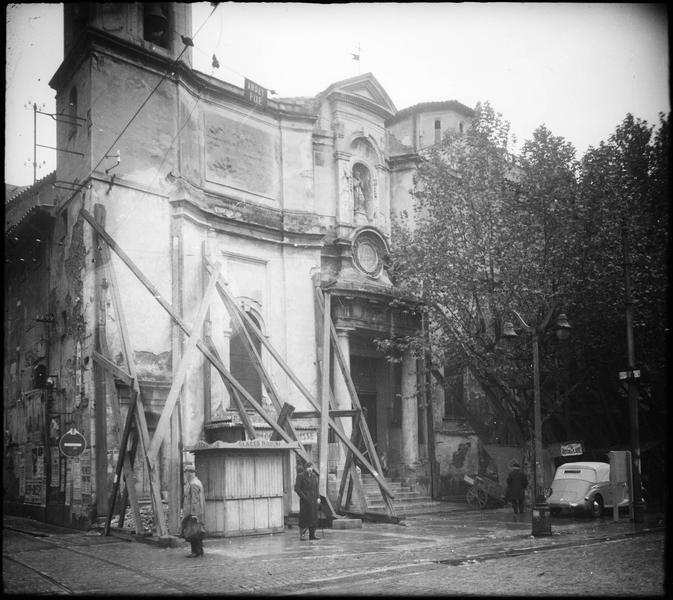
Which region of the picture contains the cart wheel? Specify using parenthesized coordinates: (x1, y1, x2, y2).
(466, 486, 488, 509)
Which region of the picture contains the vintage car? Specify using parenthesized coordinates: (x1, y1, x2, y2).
(547, 461, 631, 517)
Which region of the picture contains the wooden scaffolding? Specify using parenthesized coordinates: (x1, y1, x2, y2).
(80, 204, 395, 536)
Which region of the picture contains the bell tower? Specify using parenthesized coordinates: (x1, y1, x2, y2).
(63, 3, 192, 66)
(51, 2, 194, 188)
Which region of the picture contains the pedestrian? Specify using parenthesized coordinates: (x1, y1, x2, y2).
(505, 462, 528, 516)
(181, 463, 206, 557)
(294, 460, 320, 540)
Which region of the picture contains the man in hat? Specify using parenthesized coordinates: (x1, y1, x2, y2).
(182, 463, 206, 557)
(505, 462, 528, 516)
(294, 460, 320, 540)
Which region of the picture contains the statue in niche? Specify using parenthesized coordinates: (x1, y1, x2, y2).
(352, 163, 371, 218)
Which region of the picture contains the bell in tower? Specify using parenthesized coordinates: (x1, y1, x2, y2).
(143, 2, 169, 48)
(62, 3, 192, 66)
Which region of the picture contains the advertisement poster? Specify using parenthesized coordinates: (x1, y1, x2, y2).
(80, 449, 92, 505)
(17, 450, 25, 497)
(72, 456, 82, 502)
(60, 457, 66, 493)
(31, 445, 44, 478)
(50, 452, 60, 488)
(25, 477, 46, 506)
(65, 459, 72, 505)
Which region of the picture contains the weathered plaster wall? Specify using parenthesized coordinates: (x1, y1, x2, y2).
(90, 54, 177, 197)
(204, 106, 281, 205)
(389, 165, 415, 225)
(280, 121, 315, 212)
(416, 111, 469, 149)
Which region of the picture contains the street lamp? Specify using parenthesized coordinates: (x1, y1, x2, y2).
(502, 310, 571, 537)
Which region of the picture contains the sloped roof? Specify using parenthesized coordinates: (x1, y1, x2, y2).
(5, 171, 57, 236)
(388, 100, 475, 124)
(5, 183, 30, 205)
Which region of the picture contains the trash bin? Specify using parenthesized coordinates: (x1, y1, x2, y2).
(531, 495, 552, 537)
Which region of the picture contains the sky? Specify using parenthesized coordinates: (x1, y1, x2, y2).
(5, 2, 670, 187)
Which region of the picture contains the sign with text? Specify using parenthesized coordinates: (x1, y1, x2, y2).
(244, 78, 268, 108)
(560, 441, 583, 456)
(59, 428, 86, 458)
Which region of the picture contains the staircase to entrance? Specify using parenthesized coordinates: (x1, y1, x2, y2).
(347, 473, 452, 517)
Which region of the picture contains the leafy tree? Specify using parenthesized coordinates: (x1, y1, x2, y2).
(569, 114, 669, 454)
(388, 103, 669, 491)
(389, 102, 581, 452)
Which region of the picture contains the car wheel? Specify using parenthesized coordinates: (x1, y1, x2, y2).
(550, 507, 561, 517)
(589, 495, 604, 518)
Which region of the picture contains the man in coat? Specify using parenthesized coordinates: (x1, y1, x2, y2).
(505, 462, 528, 515)
(294, 461, 320, 540)
(182, 463, 206, 557)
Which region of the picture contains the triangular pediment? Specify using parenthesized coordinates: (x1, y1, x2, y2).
(319, 73, 397, 117)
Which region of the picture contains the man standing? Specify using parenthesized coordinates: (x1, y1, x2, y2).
(505, 462, 528, 516)
(182, 463, 206, 557)
(294, 461, 320, 540)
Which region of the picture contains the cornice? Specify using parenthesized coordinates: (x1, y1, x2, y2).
(50, 28, 317, 123)
(329, 91, 395, 121)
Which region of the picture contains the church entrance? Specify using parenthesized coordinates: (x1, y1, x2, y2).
(350, 355, 380, 446)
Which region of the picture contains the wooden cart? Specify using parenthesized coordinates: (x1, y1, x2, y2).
(463, 474, 506, 509)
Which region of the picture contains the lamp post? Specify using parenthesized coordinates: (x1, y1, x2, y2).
(502, 310, 571, 537)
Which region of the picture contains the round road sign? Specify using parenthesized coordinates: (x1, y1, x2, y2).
(59, 428, 86, 458)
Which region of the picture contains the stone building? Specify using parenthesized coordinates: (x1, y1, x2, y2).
(4, 3, 482, 529)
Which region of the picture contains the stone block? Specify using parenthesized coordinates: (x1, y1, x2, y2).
(157, 534, 181, 548)
(331, 518, 362, 530)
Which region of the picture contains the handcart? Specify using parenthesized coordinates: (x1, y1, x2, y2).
(463, 474, 506, 509)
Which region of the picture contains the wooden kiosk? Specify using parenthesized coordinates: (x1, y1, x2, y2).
(190, 439, 298, 537)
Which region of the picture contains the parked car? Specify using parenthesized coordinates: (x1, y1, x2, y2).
(547, 461, 631, 518)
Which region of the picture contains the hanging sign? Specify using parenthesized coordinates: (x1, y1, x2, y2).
(244, 78, 268, 108)
(560, 441, 583, 457)
(59, 428, 86, 458)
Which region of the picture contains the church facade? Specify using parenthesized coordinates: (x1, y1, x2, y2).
(4, 3, 479, 528)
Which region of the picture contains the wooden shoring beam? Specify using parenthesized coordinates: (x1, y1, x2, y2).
(92, 205, 164, 535)
(118, 428, 140, 529)
(217, 275, 394, 500)
(318, 290, 331, 498)
(336, 412, 370, 515)
(80, 207, 312, 464)
(292, 410, 358, 419)
(202, 336, 257, 440)
(314, 286, 396, 516)
(203, 259, 307, 449)
(91, 353, 142, 530)
(147, 264, 220, 462)
(270, 403, 295, 441)
(92, 351, 133, 386)
(205, 261, 393, 501)
(336, 410, 362, 511)
(104, 395, 139, 535)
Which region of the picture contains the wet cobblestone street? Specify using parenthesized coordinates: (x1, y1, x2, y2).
(3, 508, 666, 596)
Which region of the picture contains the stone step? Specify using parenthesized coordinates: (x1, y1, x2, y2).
(368, 498, 437, 508)
(367, 502, 463, 517)
(363, 488, 429, 499)
(362, 483, 410, 492)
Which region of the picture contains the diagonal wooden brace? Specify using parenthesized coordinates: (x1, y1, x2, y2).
(202, 336, 257, 440)
(147, 264, 221, 463)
